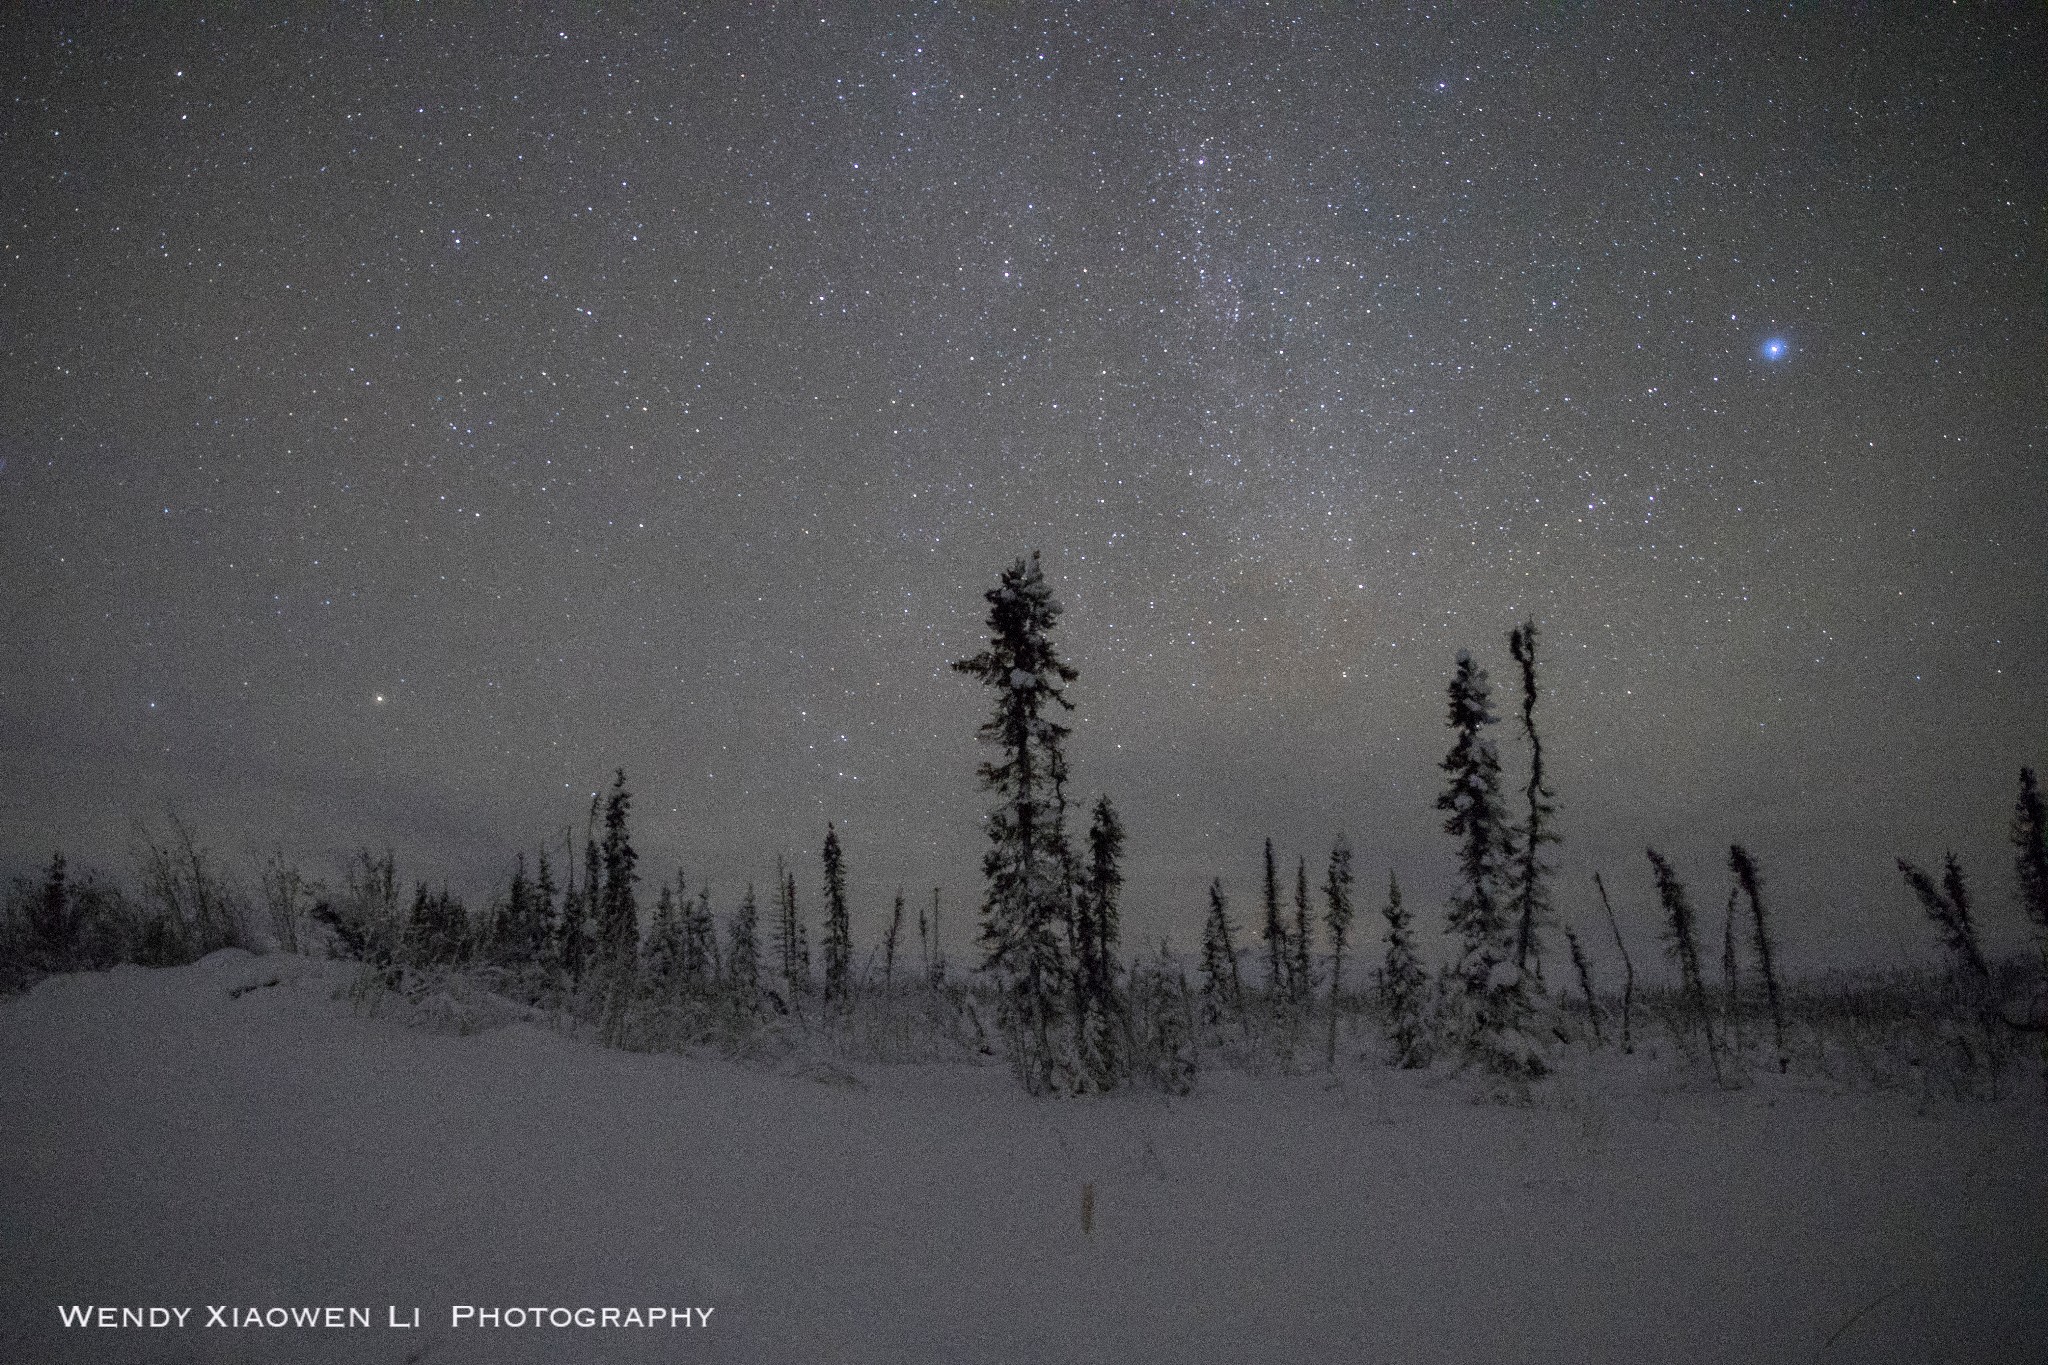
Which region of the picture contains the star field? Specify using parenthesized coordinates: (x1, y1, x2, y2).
(3, 6, 2044, 967)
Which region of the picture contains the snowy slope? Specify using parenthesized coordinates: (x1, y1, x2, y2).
(2, 950, 2043, 1364)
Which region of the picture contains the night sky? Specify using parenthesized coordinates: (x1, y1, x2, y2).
(5, 6, 2044, 973)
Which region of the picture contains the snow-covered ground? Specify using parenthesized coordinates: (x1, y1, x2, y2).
(3, 950, 2043, 1364)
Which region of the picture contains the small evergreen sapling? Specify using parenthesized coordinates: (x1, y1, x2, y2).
(882, 888, 904, 992)
(1380, 872, 1429, 1068)
(1564, 922, 1603, 1046)
(1595, 872, 1635, 1054)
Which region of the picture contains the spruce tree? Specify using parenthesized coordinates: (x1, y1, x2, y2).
(1897, 854, 1991, 984)
(1380, 872, 1429, 1068)
(534, 848, 558, 971)
(1647, 847, 1723, 1082)
(598, 771, 640, 975)
(1291, 856, 1313, 1005)
(644, 883, 683, 995)
(1728, 846, 1787, 1072)
(495, 852, 547, 968)
(1199, 878, 1244, 1028)
(953, 551, 1082, 1092)
(1506, 621, 1558, 979)
(683, 885, 717, 984)
(728, 884, 762, 1013)
(1261, 838, 1287, 998)
(821, 823, 852, 1002)
(1437, 651, 1539, 1075)
(775, 858, 804, 999)
(1321, 836, 1355, 1068)
(1564, 922, 1604, 1045)
(1074, 793, 1128, 1088)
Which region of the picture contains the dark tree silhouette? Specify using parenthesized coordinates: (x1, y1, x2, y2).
(2014, 767, 2048, 934)
(1728, 845, 1788, 1072)
(1074, 794, 1128, 1088)
(728, 884, 762, 1013)
(1321, 836, 1354, 1068)
(1261, 838, 1287, 998)
(1564, 922, 1604, 1045)
(821, 822, 852, 1002)
(1438, 651, 1539, 1075)
(1595, 872, 1635, 1054)
(1648, 847, 1723, 1083)
(1291, 856, 1313, 1005)
(598, 771, 640, 973)
(1506, 620, 1558, 980)
(1379, 872, 1429, 1068)
(1199, 878, 1244, 1029)
(953, 551, 1082, 1092)
(1897, 854, 1991, 984)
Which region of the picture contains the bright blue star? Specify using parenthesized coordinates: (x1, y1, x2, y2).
(1761, 336, 1789, 361)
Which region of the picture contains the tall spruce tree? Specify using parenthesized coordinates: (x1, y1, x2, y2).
(821, 823, 853, 1002)
(1321, 836, 1355, 1068)
(1261, 838, 1287, 998)
(1291, 856, 1313, 1005)
(953, 551, 1082, 1092)
(1380, 871, 1429, 1068)
(1506, 621, 1558, 979)
(1437, 651, 1539, 1075)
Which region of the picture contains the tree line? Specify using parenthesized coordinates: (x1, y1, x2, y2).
(4, 553, 2045, 1098)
